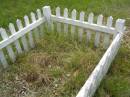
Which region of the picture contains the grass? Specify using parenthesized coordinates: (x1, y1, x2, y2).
(0, 0, 130, 97)
(0, 32, 104, 97)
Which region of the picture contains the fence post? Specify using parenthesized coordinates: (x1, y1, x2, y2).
(114, 19, 126, 38)
(43, 6, 52, 32)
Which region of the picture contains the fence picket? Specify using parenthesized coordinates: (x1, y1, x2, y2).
(86, 13, 94, 44)
(71, 9, 77, 38)
(78, 11, 85, 42)
(103, 16, 113, 48)
(0, 50, 8, 68)
(31, 12, 40, 41)
(42, 6, 52, 31)
(16, 19, 29, 52)
(9, 23, 23, 54)
(36, 9, 44, 36)
(64, 8, 68, 35)
(24, 15, 35, 48)
(0, 28, 16, 62)
(56, 7, 61, 33)
(95, 15, 103, 47)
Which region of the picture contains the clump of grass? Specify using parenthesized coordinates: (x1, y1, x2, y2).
(0, 32, 105, 97)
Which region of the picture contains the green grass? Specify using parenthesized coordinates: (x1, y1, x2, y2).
(0, 0, 130, 27)
(0, 0, 130, 97)
(0, 32, 104, 97)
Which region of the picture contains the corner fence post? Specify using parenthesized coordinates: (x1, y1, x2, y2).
(43, 6, 52, 32)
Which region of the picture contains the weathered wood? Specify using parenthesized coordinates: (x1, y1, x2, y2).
(95, 15, 103, 47)
(9, 23, 23, 54)
(71, 9, 77, 37)
(63, 8, 68, 35)
(0, 50, 8, 68)
(86, 13, 94, 44)
(37, 9, 44, 36)
(0, 28, 16, 62)
(56, 7, 61, 33)
(43, 6, 52, 31)
(51, 15, 116, 34)
(76, 19, 125, 97)
(31, 12, 40, 41)
(24, 15, 35, 48)
(16, 19, 29, 52)
(78, 11, 85, 42)
(0, 17, 46, 50)
(103, 16, 113, 48)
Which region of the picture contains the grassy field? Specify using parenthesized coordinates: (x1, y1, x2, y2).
(0, 0, 130, 97)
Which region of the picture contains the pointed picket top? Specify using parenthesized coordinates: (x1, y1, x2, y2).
(9, 23, 23, 54)
(71, 9, 77, 19)
(56, 7, 60, 16)
(107, 16, 113, 27)
(9, 23, 16, 34)
(64, 8, 68, 18)
(0, 28, 8, 39)
(31, 12, 37, 22)
(16, 19, 23, 29)
(24, 15, 30, 25)
(37, 9, 42, 19)
(88, 12, 94, 23)
(79, 11, 85, 21)
(97, 14, 103, 25)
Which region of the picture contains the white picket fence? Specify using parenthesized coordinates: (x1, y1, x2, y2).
(0, 6, 126, 97)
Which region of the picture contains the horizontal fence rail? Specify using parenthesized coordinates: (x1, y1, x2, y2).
(0, 6, 126, 97)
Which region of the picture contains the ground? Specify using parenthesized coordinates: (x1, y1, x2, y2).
(0, 0, 130, 97)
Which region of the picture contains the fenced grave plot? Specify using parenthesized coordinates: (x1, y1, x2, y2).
(0, 6, 126, 97)
(0, 32, 105, 97)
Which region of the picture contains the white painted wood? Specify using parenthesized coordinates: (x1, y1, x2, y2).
(43, 6, 52, 31)
(104, 16, 113, 48)
(78, 11, 85, 42)
(71, 9, 77, 37)
(0, 17, 46, 49)
(24, 15, 35, 48)
(31, 12, 40, 41)
(36, 9, 44, 36)
(63, 8, 68, 35)
(114, 19, 126, 38)
(0, 28, 16, 62)
(56, 7, 61, 33)
(0, 50, 8, 68)
(51, 15, 116, 34)
(95, 15, 103, 47)
(16, 19, 29, 52)
(9, 23, 23, 54)
(76, 19, 125, 97)
(86, 13, 94, 44)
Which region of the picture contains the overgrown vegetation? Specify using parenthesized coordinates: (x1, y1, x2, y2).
(0, 32, 104, 97)
(0, 0, 130, 97)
